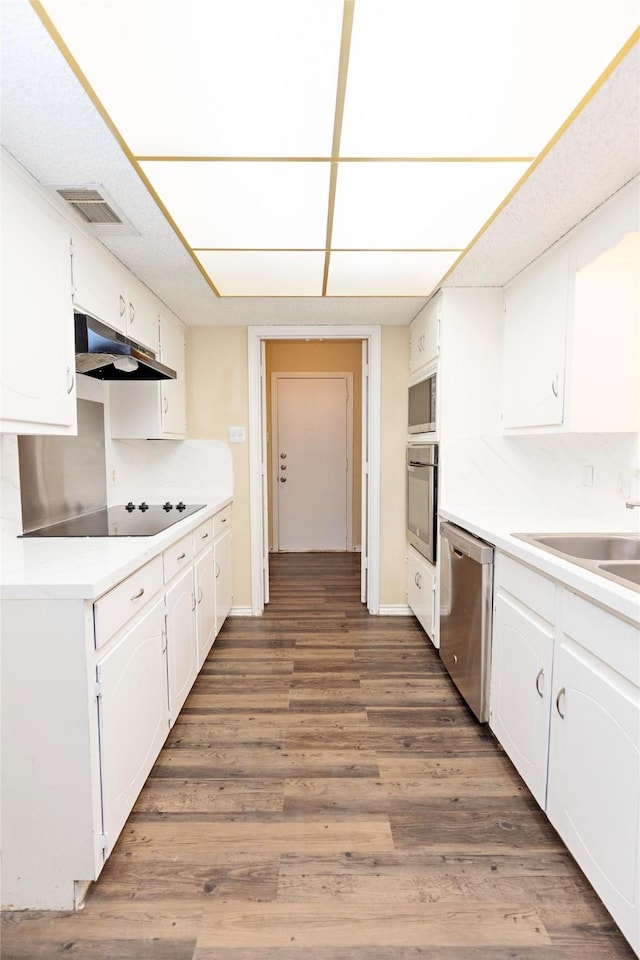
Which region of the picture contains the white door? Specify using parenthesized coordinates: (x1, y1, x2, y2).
(273, 374, 350, 551)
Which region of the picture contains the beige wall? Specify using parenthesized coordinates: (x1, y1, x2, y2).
(265, 339, 362, 549)
(186, 326, 252, 610)
(379, 326, 411, 607)
(186, 325, 410, 612)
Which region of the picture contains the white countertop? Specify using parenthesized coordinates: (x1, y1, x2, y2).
(0, 494, 232, 602)
(440, 509, 640, 625)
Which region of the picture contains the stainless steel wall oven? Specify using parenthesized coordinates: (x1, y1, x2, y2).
(406, 443, 438, 563)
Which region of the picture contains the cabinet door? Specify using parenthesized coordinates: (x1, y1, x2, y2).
(502, 248, 569, 428)
(195, 545, 215, 668)
(214, 528, 232, 636)
(407, 547, 435, 642)
(159, 310, 187, 438)
(71, 229, 128, 334)
(125, 277, 159, 354)
(165, 566, 197, 724)
(489, 593, 553, 808)
(109, 307, 186, 440)
(547, 641, 640, 953)
(1, 162, 76, 434)
(410, 298, 439, 375)
(96, 599, 168, 859)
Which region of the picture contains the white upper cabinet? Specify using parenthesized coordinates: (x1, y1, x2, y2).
(109, 307, 187, 440)
(409, 294, 440, 376)
(71, 230, 159, 355)
(501, 177, 639, 433)
(0, 155, 77, 436)
(502, 247, 569, 429)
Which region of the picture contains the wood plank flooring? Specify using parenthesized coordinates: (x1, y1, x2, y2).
(1, 552, 635, 959)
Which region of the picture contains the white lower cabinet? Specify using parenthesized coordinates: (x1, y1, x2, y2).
(96, 598, 168, 858)
(1, 502, 233, 911)
(490, 552, 640, 954)
(214, 526, 233, 636)
(490, 563, 555, 808)
(546, 598, 640, 955)
(165, 564, 198, 725)
(195, 545, 216, 668)
(407, 545, 436, 643)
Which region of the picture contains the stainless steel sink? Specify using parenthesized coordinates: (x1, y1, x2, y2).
(526, 534, 640, 562)
(513, 532, 640, 592)
(597, 562, 640, 586)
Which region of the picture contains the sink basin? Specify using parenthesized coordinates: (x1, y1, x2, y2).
(528, 534, 640, 562)
(597, 562, 640, 586)
(513, 532, 640, 592)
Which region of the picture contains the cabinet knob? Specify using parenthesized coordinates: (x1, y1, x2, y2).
(66, 366, 75, 395)
(280, 476, 287, 483)
(551, 374, 559, 398)
(535, 668, 544, 698)
(555, 687, 566, 718)
(119, 294, 126, 317)
(163, 397, 169, 414)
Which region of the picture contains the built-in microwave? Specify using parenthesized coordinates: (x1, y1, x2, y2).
(408, 372, 436, 434)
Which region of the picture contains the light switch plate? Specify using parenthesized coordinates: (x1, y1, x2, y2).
(229, 426, 246, 443)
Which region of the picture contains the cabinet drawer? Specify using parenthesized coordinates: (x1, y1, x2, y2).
(94, 556, 163, 649)
(213, 505, 231, 538)
(163, 532, 193, 583)
(496, 553, 557, 624)
(561, 590, 639, 687)
(193, 518, 213, 555)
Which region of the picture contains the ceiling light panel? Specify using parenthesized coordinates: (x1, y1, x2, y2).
(341, 0, 639, 157)
(37, 0, 344, 156)
(332, 161, 530, 249)
(327, 251, 461, 296)
(138, 161, 331, 248)
(195, 250, 325, 296)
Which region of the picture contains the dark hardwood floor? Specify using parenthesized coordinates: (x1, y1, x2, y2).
(1, 552, 635, 959)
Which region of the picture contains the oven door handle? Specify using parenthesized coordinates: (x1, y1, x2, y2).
(407, 461, 430, 468)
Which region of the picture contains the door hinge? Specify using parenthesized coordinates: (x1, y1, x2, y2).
(100, 832, 109, 853)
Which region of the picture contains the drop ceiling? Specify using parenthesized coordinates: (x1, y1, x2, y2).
(1, 1, 639, 324)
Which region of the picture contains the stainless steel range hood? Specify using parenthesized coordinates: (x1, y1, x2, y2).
(74, 313, 176, 381)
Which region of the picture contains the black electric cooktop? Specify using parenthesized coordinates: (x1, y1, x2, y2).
(20, 502, 206, 538)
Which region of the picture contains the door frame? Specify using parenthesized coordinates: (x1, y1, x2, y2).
(271, 371, 354, 552)
(248, 325, 381, 616)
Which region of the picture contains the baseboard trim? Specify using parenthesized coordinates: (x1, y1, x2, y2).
(378, 604, 413, 616)
(229, 606, 254, 617)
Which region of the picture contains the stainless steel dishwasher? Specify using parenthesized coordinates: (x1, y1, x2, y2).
(439, 521, 494, 722)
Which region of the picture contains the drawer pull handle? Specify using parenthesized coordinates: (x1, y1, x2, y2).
(556, 687, 566, 719)
(215, 562, 220, 578)
(130, 587, 145, 601)
(191, 592, 196, 612)
(535, 668, 544, 698)
(177, 552, 186, 561)
(220, 517, 227, 523)
(198, 586, 203, 604)
(201, 532, 209, 540)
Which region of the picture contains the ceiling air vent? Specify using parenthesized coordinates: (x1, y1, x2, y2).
(51, 184, 139, 237)
(57, 187, 122, 224)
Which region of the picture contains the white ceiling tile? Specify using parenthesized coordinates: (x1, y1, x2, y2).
(331, 161, 529, 248)
(195, 250, 325, 296)
(38, 0, 344, 156)
(327, 250, 460, 296)
(139, 160, 331, 248)
(341, 0, 639, 157)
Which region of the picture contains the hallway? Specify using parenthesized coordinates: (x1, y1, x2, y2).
(1, 552, 634, 958)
